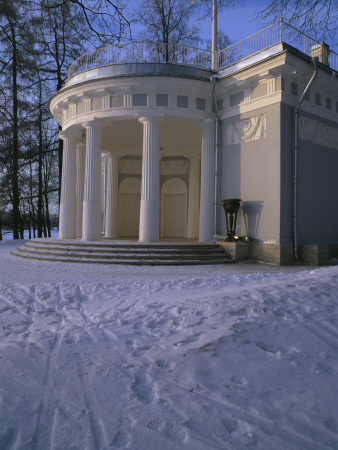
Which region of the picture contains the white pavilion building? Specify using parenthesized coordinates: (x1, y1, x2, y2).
(47, 21, 338, 265)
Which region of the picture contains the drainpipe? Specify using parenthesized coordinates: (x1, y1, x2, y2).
(293, 57, 318, 261)
(210, 75, 221, 239)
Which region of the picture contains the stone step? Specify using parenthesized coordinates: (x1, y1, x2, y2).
(23, 242, 226, 255)
(14, 247, 228, 261)
(24, 239, 223, 250)
(11, 238, 234, 266)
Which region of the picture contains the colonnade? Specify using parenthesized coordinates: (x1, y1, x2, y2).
(59, 117, 215, 242)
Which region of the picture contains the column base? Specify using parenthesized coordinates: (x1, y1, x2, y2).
(139, 199, 159, 242)
(199, 203, 214, 242)
(59, 203, 76, 239)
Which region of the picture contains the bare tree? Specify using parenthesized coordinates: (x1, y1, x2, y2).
(206, 29, 231, 51)
(137, 0, 200, 61)
(257, 0, 337, 46)
(36, 0, 131, 44)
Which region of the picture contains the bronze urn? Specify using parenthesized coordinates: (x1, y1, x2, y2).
(222, 198, 241, 242)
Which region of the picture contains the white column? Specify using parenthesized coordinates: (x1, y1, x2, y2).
(187, 153, 200, 239)
(199, 119, 215, 242)
(75, 142, 85, 238)
(139, 116, 161, 242)
(82, 120, 102, 241)
(105, 153, 119, 238)
(59, 130, 77, 239)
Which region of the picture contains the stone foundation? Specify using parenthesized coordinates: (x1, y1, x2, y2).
(217, 241, 338, 266)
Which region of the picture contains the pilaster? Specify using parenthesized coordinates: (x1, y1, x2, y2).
(199, 119, 215, 242)
(104, 152, 119, 238)
(187, 153, 200, 239)
(75, 141, 86, 238)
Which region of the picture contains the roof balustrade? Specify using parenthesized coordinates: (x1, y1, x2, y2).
(67, 20, 338, 80)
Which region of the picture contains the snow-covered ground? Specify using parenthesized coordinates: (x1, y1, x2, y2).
(1, 240, 338, 449)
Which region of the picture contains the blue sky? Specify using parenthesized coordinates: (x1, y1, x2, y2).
(128, 0, 337, 53)
(197, 1, 269, 46)
(128, 0, 269, 46)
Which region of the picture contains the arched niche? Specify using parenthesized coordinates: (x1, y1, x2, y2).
(161, 178, 187, 238)
(118, 177, 141, 237)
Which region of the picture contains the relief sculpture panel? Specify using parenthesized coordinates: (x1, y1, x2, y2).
(226, 114, 266, 145)
(299, 117, 338, 151)
(119, 159, 142, 174)
(160, 160, 189, 175)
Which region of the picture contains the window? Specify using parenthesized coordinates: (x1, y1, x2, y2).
(230, 91, 244, 107)
(196, 98, 206, 111)
(304, 90, 310, 101)
(111, 95, 123, 108)
(251, 83, 267, 100)
(291, 81, 298, 96)
(177, 95, 188, 108)
(281, 77, 286, 91)
(326, 97, 332, 110)
(315, 93, 321, 105)
(156, 94, 168, 107)
(336, 101, 338, 113)
(133, 94, 147, 106)
(216, 98, 223, 111)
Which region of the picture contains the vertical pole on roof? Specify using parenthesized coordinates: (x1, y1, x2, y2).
(212, 0, 217, 70)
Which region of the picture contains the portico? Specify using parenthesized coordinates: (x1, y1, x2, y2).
(56, 108, 215, 243)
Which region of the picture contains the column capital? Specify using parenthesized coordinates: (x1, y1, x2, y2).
(138, 114, 164, 125)
(59, 128, 81, 141)
(102, 151, 124, 160)
(195, 117, 215, 131)
(82, 117, 104, 130)
(187, 152, 201, 161)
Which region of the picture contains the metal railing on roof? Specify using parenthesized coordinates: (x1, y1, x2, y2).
(68, 42, 213, 79)
(218, 20, 338, 71)
(67, 20, 338, 80)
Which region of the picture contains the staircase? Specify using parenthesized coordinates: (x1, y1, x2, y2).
(11, 238, 234, 266)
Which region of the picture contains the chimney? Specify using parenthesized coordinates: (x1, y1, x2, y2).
(310, 42, 330, 66)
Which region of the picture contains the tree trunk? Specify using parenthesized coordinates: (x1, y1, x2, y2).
(37, 81, 44, 238)
(44, 188, 51, 237)
(10, 21, 20, 239)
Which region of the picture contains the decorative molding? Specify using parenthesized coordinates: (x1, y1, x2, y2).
(160, 160, 189, 175)
(162, 178, 187, 194)
(119, 177, 141, 194)
(226, 114, 266, 145)
(119, 158, 142, 174)
(299, 117, 338, 151)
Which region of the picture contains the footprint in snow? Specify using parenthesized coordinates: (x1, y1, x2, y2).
(232, 427, 257, 446)
(131, 371, 155, 404)
(223, 417, 239, 434)
(155, 359, 174, 370)
(110, 430, 131, 448)
(132, 345, 152, 357)
(174, 333, 202, 347)
(230, 375, 248, 389)
(147, 420, 187, 443)
(324, 417, 338, 434)
(0, 427, 18, 448)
